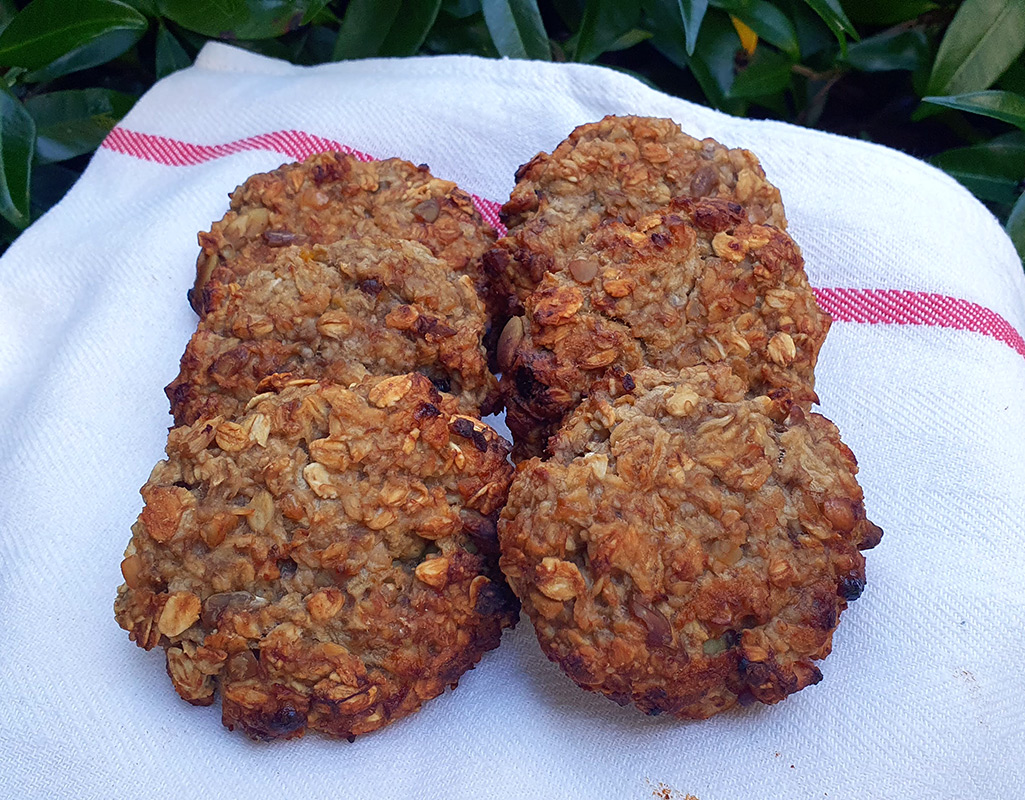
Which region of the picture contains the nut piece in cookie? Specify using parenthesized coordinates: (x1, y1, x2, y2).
(498, 367, 882, 719)
(116, 375, 518, 741)
(500, 201, 830, 458)
(191, 152, 495, 319)
(168, 236, 497, 426)
(483, 115, 787, 318)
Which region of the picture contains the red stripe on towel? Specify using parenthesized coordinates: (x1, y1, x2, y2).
(101, 127, 1025, 360)
(814, 288, 1025, 357)
(101, 127, 504, 232)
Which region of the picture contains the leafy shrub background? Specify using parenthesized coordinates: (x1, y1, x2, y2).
(0, 0, 1022, 262)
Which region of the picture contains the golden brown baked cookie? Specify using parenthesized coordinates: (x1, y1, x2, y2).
(116, 375, 518, 741)
(190, 152, 496, 319)
(498, 367, 881, 719)
(168, 237, 497, 427)
(483, 115, 787, 320)
(499, 200, 829, 458)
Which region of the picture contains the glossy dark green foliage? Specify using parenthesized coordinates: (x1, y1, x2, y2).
(801, 0, 856, 43)
(0, 83, 33, 229)
(0, 0, 147, 82)
(574, 0, 641, 62)
(843, 0, 936, 26)
(844, 29, 928, 73)
(925, 0, 1025, 96)
(333, 0, 442, 59)
(677, 0, 709, 55)
(158, 0, 330, 40)
(155, 22, 191, 77)
(27, 89, 136, 164)
(730, 46, 794, 98)
(931, 131, 1025, 205)
(714, 0, 799, 59)
(690, 11, 747, 115)
(482, 0, 551, 59)
(924, 90, 1025, 131)
(1007, 191, 1025, 256)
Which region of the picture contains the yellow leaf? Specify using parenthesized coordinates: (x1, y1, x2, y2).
(731, 15, 759, 56)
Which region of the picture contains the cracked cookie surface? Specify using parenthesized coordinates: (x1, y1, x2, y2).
(116, 375, 518, 741)
(499, 200, 829, 458)
(191, 152, 496, 319)
(498, 367, 881, 719)
(483, 115, 787, 320)
(168, 237, 496, 427)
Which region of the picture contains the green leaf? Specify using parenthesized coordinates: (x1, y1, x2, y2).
(25, 89, 135, 164)
(844, 28, 927, 73)
(724, 0, 799, 60)
(334, 0, 405, 58)
(926, 0, 1025, 97)
(334, 0, 442, 59)
(843, 0, 936, 26)
(424, 13, 499, 57)
(997, 57, 1025, 95)
(677, 0, 709, 56)
(158, 0, 329, 40)
(120, 0, 159, 15)
(578, 0, 639, 62)
(0, 0, 16, 35)
(1007, 190, 1025, 261)
(377, 0, 443, 55)
(729, 46, 794, 98)
(931, 131, 1025, 204)
(574, 0, 640, 63)
(923, 90, 1025, 131)
(690, 11, 747, 114)
(606, 27, 653, 50)
(443, 0, 482, 18)
(643, 0, 689, 69)
(306, 4, 340, 25)
(155, 22, 191, 78)
(0, 0, 147, 82)
(0, 84, 34, 229)
(481, 0, 550, 60)
(785, 0, 832, 60)
(801, 0, 856, 46)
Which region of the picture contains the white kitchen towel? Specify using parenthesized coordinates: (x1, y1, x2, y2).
(1, 42, 1023, 800)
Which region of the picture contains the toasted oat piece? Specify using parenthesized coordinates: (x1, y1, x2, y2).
(499, 200, 829, 458)
(168, 237, 497, 427)
(499, 367, 881, 719)
(116, 375, 518, 741)
(190, 152, 495, 318)
(483, 115, 787, 319)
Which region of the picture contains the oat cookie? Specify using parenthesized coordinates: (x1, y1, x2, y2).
(483, 115, 787, 319)
(191, 152, 495, 318)
(499, 200, 829, 458)
(498, 367, 881, 719)
(116, 375, 518, 740)
(168, 236, 496, 427)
